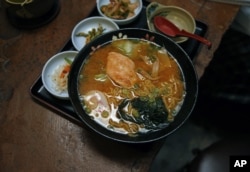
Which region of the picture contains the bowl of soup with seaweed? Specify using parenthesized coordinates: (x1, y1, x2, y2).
(68, 28, 198, 143)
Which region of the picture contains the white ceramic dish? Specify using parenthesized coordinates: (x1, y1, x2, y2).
(71, 16, 119, 51)
(96, 0, 143, 25)
(146, 2, 196, 43)
(42, 51, 78, 99)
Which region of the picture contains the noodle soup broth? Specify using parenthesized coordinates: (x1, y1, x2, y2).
(78, 38, 185, 135)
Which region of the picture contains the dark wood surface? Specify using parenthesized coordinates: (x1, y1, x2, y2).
(0, 0, 239, 171)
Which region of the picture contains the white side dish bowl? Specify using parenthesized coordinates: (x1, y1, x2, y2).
(42, 51, 78, 99)
(96, 0, 143, 25)
(71, 16, 119, 51)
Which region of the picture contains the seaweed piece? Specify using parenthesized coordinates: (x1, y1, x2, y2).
(117, 97, 169, 130)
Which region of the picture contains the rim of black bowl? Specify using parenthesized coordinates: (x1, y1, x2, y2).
(68, 28, 198, 144)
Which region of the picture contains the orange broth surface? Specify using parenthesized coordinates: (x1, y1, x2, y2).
(78, 39, 185, 135)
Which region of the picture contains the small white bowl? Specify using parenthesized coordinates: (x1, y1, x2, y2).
(71, 16, 119, 51)
(42, 51, 78, 99)
(146, 2, 196, 43)
(96, 0, 143, 25)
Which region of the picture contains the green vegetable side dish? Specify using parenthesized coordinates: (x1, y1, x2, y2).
(76, 24, 106, 44)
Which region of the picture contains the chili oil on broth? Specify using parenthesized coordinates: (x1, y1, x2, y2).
(78, 38, 185, 136)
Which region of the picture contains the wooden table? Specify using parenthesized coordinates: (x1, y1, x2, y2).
(0, 0, 240, 171)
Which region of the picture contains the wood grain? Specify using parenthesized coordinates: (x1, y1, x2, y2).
(0, 0, 239, 171)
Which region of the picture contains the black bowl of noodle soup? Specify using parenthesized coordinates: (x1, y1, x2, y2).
(68, 28, 198, 143)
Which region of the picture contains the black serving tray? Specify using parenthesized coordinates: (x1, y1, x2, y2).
(30, 0, 208, 124)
